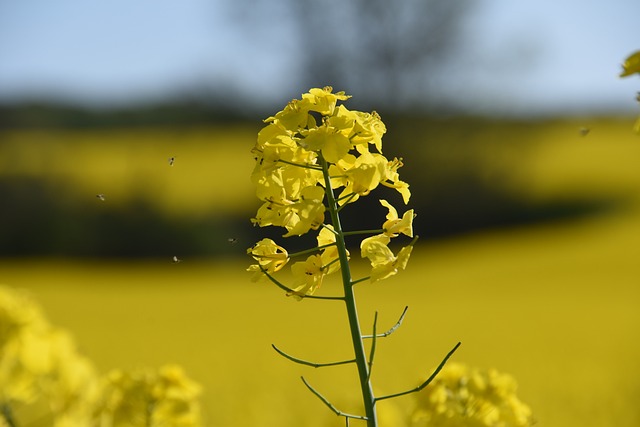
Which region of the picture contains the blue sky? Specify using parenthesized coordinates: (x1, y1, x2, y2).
(0, 0, 639, 115)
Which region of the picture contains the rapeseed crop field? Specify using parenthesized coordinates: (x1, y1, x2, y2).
(0, 125, 259, 217)
(1, 117, 639, 426)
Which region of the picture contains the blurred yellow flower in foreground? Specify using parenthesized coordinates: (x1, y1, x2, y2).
(0, 286, 98, 426)
(1, 286, 204, 427)
(410, 363, 534, 427)
(93, 365, 202, 427)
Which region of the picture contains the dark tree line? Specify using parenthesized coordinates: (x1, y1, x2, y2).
(226, 0, 472, 112)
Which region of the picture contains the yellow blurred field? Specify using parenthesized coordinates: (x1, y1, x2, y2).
(0, 126, 258, 216)
(2, 211, 639, 426)
(1, 118, 640, 426)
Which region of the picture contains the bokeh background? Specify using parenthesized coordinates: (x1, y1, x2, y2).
(1, 1, 639, 426)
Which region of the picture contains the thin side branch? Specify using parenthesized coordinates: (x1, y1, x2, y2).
(366, 312, 378, 382)
(322, 257, 341, 272)
(301, 376, 368, 421)
(289, 242, 336, 258)
(336, 191, 357, 204)
(350, 276, 370, 286)
(375, 341, 461, 402)
(277, 158, 323, 170)
(272, 344, 356, 368)
(362, 306, 409, 339)
(342, 229, 384, 236)
(336, 193, 357, 212)
(259, 266, 344, 301)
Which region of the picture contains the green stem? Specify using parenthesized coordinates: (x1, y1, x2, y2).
(342, 229, 384, 236)
(320, 156, 377, 427)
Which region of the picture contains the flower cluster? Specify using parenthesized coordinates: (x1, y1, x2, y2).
(0, 285, 203, 427)
(248, 87, 415, 297)
(0, 285, 97, 426)
(93, 365, 202, 427)
(410, 363, 534, 427)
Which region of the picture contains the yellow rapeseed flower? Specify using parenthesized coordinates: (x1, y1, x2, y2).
(302, 86, 351, 116)
(380, 199, 414, 238)
(381, 157, 411, 204)
(301, 125, 352, 163)
(332, 152, 388, 206)
(93, 365, 202, 427)
(249, 88, 414, 290)
(351, 110, 386, 152)
(247, 238, 290, 281)
(0, 286, 98, 426)
(290, 255, 326, 299)
(282, 185, 327, 237)
(360, 234, 414, 282)
(410, 363, 534, 427)
(317, 225, 346, 275)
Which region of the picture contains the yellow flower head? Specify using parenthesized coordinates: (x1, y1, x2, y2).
(360, 234, 414, 282)
(302, 86, 351, 116)
(301, 124, 352, 163)
(351, 110, 386, 152)
(249, 88, 414, 288)
(381, 157, 411, 204)
(247, 238, 290, 281)
(332, 152, 388, 206)
(289, 254, 326, 299)
(282, 185, 327, 237)
(317, 225, 346, 275)
(380, 199, 414, 238)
